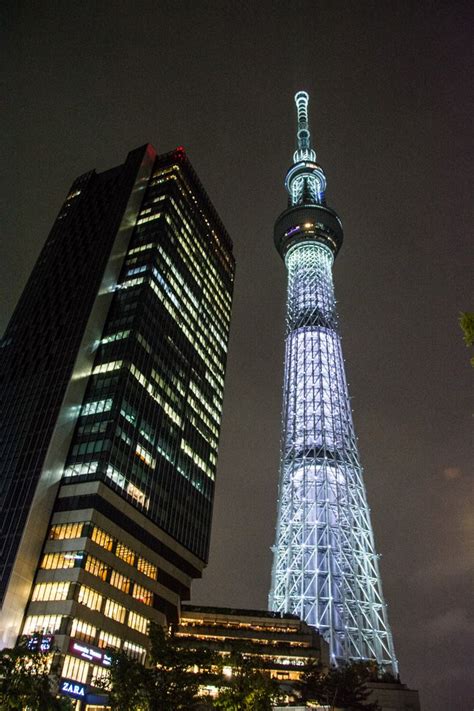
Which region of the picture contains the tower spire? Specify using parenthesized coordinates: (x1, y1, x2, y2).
(286, 90, 326, 207)
(294, 91, 316, 163)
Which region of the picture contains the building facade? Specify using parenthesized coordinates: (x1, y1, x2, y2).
(0, 145, 234, 704)
(177, 604, 329, 704)
(269, 93, 397, 673)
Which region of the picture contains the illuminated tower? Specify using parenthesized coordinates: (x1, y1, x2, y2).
(269, 92, 397, 672)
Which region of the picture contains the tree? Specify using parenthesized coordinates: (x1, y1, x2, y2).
(145, 623, 216, 710)
(100, 651, 148, 711)
(459, 312, 474, 366)
(213, 645, 280, 711)
(99, 623, 217, 711)
(0, 638, 73, 711)
(302, 659, 380, 711)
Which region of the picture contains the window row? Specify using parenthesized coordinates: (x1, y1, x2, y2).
(39, 551, 153, 610)
(24, 609, 150, 645)
(47, 522, 158, 580)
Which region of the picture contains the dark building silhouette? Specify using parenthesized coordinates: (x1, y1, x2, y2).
(0, 145, 234, 699)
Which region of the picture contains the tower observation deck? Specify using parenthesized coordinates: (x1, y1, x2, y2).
(269, 92, 397, 672)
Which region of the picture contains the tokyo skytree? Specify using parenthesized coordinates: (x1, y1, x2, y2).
(269, 91, 397, 673)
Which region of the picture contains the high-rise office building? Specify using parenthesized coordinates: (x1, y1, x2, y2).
(269, 93, 397, 673)
(0, 144, 234, 699)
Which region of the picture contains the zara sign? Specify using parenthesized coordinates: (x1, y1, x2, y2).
(59, 678, 86, 699)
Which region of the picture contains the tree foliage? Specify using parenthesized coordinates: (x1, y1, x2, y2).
(0, 638, 73, 711)
(144, 623, 216, 710)
(99, 623, 216, 710)
(99, 625, 284, 710)
(459, 312, 474, 366)
(302, 659, 381, 710)
(102, 651, 148, 711)
(213, 644, 280, 711)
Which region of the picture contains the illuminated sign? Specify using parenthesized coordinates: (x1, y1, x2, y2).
(60, 678, 86, 699)
(26, 634, 54, 653)
(69, 638, 112, 667)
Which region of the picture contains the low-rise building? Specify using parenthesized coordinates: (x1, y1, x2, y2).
(176, 604, 329, 703)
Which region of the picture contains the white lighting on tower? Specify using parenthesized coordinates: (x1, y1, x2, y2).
(269, 92, 398, 674)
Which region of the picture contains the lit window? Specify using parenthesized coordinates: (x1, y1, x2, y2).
(135, 443, 156, 469)
(100, 330, 130, 344)
(125, 265, 147, 277)
(81, 398, 113, 416)
(117, 276, 145, 290)
(132, 584, 153, 607)
(115, 543, 135, 566)
(106, 464, 126, 488)
(128, 242, 154, 255)
(123, 641, 147, 663)
(61, 655, 89, 683)
(137, 211, 162, 225)
(71, 619, 96, 644)
(92, 360, 123, 375)
(40, 552, 83, 570)
(91, 526, 114, 551)
(49, 522, 85, 540)
(23, 615, 63, 635)
(77, 585, 103, 612)
(104, 599, 126, 625)
(128, 611, 148, 635)
(84, 555, 109, 581)
(63, 461, 98, 477)
(98, 631, 121, 650)
(136, 557, 157, 580)
(126, 481, 149, 509)
(91, 664, 109, 686)
(109, 570, 130, 594)
(31, 581, 70, 602)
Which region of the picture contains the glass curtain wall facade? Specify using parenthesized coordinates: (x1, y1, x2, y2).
(0, 147, 151, 609)
(0, 144, 235, 703)
(59, 147, 233, 562)
(269, 93, 397, 673)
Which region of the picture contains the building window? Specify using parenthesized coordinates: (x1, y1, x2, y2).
(91, 526, 114, 551)
(77, 585, 103, 612)
(81, 398, 113, 416)
(61, 655, 89, 684)
(31, 581, 70, 602)
(100, 329, 130, 344)
(48, 522, 85, 540)
(91, 665, 109, 686)
(136, 557, 158, 580)
(135, 443, 156, 469)
(132, 584, 153, 607)
(40, 552, 83, 570)
(115, 542, 135, 566)
(104, 599, 126, 625)
(84, 554, 109, 581)
(109, 570, 131, 594)
(98, 631, 121, 650)
(70, 619, 97, 644)
(123, 641, 147, 664)
(128, 611, 148, 635)
(23, 615, 63, 635)
(63, 461, 99, 477)
(92, 360, 123, 375)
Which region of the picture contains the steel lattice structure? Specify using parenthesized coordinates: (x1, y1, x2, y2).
(269, 92, 398, 673)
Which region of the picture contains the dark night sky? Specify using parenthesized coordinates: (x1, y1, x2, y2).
(2, 2, 473, 709)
